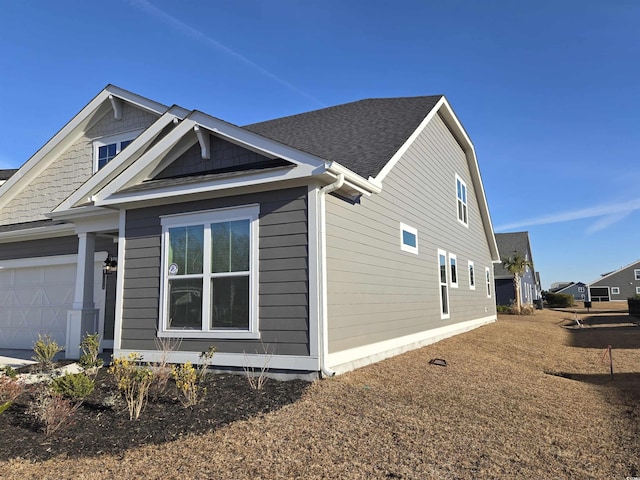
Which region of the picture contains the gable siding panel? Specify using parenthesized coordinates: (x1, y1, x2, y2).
(120, 187, 310, 356)
(326, 113, 496, 353)
(0, 103, 158, 226)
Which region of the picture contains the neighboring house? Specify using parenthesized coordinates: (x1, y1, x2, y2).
(552, 281, 588, 302)
(0, 170, 17, 186)
(0, 85, 499, 378)
(588, 260, 640, 302)
(493, 232, 541, 306)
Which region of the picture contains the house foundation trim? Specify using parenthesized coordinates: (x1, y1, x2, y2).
(327, 315, 497, 375)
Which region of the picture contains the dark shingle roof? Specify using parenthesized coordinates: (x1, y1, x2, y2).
(0, 169, 18, 181)
(243, 96, 443, 179)
(494, 232, 533, 277)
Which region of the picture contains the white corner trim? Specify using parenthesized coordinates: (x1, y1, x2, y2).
(112, 209, 126, 351)
(327, 315, 496, 375)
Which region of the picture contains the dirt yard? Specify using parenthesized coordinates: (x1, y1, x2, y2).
(2, 305, 638, 479)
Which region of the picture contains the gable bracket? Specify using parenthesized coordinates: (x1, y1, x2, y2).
(108, 95, 122, 121)
(194, 125, 210, 160)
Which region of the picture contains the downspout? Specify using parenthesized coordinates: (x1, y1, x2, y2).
(318, 173, 344, 378)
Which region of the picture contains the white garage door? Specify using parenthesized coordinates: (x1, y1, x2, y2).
(0, 254, 105, 349)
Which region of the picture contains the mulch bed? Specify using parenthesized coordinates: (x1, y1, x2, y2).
(0, 367, 309, 462)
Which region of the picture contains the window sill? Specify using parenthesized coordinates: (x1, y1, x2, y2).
(158, 330, 261, 340)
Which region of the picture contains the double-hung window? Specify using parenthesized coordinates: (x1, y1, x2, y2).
(635, 269, 640, 281)
(485, 267, 492, 298)
(449, 253, 458, 288)
(455, 175, 468, 226)
(160, 205, 259, 339)
(468, 261, 475, 290)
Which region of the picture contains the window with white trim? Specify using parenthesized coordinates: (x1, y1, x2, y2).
(93, 131, 141, 171)
(635, 269, 640, 281)
(636, 286, 640, 295)
(577, 286, 585, 293)
(400, 223, 418, 254)
(456, 175, 468, 226)
(438, 249, 450, 319)
(468, 261, 475, 290)
(449, 253, 458, 288)
(485, 267, 492, 298)
(611, 287, 620, 295)
(160, 205, 259, 339)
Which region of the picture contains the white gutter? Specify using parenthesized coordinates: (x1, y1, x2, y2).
(326, 162, 382, 195)
(318, 173, 345, 378)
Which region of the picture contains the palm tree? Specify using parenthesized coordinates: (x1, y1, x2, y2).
(501, 253, 533, 314)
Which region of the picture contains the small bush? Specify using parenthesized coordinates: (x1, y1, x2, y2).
(497, 305, 510, 313)
(51, 373, 95, 402)
(79, 333, 103, 372)
(545, 292, 574, 308)
(28, 388, 78, 436)
(172, 362, 204, 407)
(0, 366, 18, 379)
(197, 346, 216, 382)
(109, 353, 154, 420)
(32, 334, 63, 371)
(0, 376, 24, 414)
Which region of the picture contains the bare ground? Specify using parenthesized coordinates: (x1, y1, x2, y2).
(2, 304, 639, 479)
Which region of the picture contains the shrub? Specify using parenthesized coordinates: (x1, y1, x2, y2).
(28, 387, 78, 436)
(172, 362, 204, 407)
(0, 376, 24, 414)
(496, 305, 510, 313)
(545, 292, 574, 308)
(197, 346, 216, 382)
(51, 373, 95, 402)
(109, 353, 154, 420)
(0, 366, 18, 379)
(32, 334, 63, 371)
(79, 333, 103, 372)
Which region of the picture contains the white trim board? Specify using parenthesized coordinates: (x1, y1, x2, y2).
(327, 315, 496, 375)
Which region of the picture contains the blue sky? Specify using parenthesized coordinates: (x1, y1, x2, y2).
(1, 0, 639, 289)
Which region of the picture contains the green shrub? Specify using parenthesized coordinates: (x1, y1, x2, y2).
(545, 292, 574, 308)
(172, 362, 204, 407)
(109, 353, 154, 420)
(0, 366, 18, 379)
(51, 373, 95, 402)
(79, 333, 103, 371)
(496, 305, 510, 313)
(32, 334, 63, 371)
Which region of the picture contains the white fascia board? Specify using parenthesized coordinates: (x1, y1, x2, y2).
(95, 164, 316, 207)
(0, 223, 75, 244)
(54, 107, 187, 212)
(92, 118, 199, 202)
(104, 85, 170, 116)
(189, 111, 327, 171)
(588, 259, 640, 285)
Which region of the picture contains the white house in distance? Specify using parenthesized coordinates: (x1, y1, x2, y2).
(0, 85, 499, 378)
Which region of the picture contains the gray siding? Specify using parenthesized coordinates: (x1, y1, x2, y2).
(120, 187, 309, 355)
(590, 261, 640, 300)
(156, 135, 277, 179)
(326, 112, 496, 353)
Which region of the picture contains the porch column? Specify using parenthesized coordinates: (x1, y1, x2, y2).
(66, 232, 99, 359)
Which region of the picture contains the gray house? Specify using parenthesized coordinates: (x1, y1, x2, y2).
(0, 85, 499, 378)
(494, 232, 541, 307)
(588, 260, 640, 302)
(552, 282, 588, 302)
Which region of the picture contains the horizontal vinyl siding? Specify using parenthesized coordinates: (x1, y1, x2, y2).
(120, 187, 309, 356)
(326, 112, 496, 354)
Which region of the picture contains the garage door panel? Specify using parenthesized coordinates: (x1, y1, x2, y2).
(0, 258, 105, 349)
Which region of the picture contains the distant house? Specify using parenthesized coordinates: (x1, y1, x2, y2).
(553, 282, 588, 302)
(494, 232, 541, 306)
(588, 260, 640, 302)
(0, 85, 500, 378)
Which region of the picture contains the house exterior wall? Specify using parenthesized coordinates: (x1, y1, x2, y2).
(495, 268, 537, 306)
(589, 261, 640, 300)
(156, 135, 276, 179)
(325, 112, 496, 355)
(0, 103, 157, 226)
(119, 187, 310, 355)
(556, 283, 587, 301)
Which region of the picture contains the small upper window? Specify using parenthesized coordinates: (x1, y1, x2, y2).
(456, 175, 468, 226)
(577, 286, 585, 293)
(611, 287, 620, 295)
(93, 132, 140, 172)
(636, 286, 640, 294)
(400, 223, 418, 254)
(635, 269, 640, 281)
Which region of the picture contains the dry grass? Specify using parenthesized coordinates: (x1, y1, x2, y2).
(3, 306, 639, 479)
